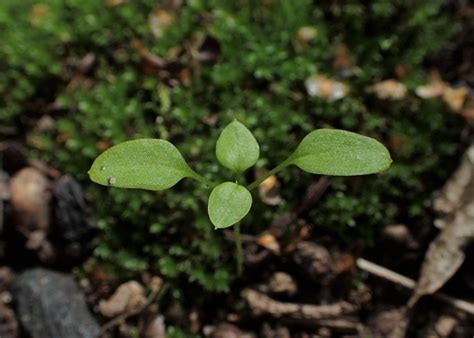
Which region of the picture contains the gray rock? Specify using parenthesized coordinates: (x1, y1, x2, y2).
(14, 268, 99, 338)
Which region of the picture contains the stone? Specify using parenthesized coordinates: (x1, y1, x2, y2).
(14, 268, 99, 338)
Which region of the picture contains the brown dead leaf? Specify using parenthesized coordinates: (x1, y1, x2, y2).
(35, 115, 55, 132)
(268, 272, 297, 296)
(382, 224, 419, 250)
(367, 307, 407, 337)
(460, 96, 474, 120)
(256, 233, 280, 254)
(105, 0, 127, 7)
(258, 175, 282, 206)
(202, 114, 219, 126)
(372, 79, 407, 100)
(330, 44, 360, 78)
(434, 145, 474, 217)
(388, 135, 406, 153)
(144, 315, 166, 338)
(292, 241, 332, 281)
(415, 71, 448, 98)
(99, 281, 146, 317)
(30, 4, 50, 26)
(409, 144, 474, 307)
(96, 140, 111, 152)
(293, 26, 318, 52)
(10, 167, 51, 231)
(394, 64, 407, 79)
(434, 314, 458, 337)
(149, 10, 175, 38)
(332, 44, 350, 71)
(331, 252, 356, 275)
(132, 39, 166, 68)
(305, 75, 348, 101)
(443, 86, 468, 112)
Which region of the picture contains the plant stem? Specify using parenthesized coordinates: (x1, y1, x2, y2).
(234, 221, 243, 276)
(191, 172, 215, 188)
(247, 159, 291, 191)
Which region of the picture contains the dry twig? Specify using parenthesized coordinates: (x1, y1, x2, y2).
(356, 258, 474, 315)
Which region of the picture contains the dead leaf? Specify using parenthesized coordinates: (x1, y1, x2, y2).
(382, 224, 419, 250)
(96, 140, 111, 152)
(367, 307, 407, 337)
(77, 53, 97, 74)
(434, 314, 458, 337)
(332, 44, 350, 71)
(415, 71, 448, 98)
(10, 167, 51, 231)
(30, 4, 50, 26)
(258, 175, 282, 206)
(99, 281, 146, 317)
(330, 44, 360, 78)
(293, 26, 318, 52)
(434, 145, 474, 217)
(35, 115, 55, 132)
(292, 241, 332, 281)
(144, 315, 166, 338)
(305, 75, 348, 101)
(409, 144, 474, 307)
(372, 79, 407, 100)
(388, 135, 406, 153)
(202, 114, 219, 126)
(105, 0, 127, 7)
(268, 272, 297, 296)
(189, 309, 201, 333)
(394, 64, 407, 79)
(149, 10, 175, 38)
(460, 96, 474, 120)
(331, 252, 356, 275)
(256, 233, 280, 254)
(132, 39, 166, 68)
(149, 276, 163, 293)
(443, 86, 468, 112)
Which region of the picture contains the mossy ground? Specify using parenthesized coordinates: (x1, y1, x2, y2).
(0, 0, 465, 321)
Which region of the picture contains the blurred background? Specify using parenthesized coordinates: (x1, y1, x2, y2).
(0, 0, 473, 337)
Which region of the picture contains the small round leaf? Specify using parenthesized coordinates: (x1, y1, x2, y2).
(88, 139, 198, 190)
(208, 182, 252, 229)
(216, 120, 260, 172)
(288, 129, 392, 176)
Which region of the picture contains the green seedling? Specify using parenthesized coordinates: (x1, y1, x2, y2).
(89, 120, 392, 275)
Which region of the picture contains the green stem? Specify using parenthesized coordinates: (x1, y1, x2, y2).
(247, 159, 291, 191)
(235, 221, 243, 276)
(191, 172, 215, 188)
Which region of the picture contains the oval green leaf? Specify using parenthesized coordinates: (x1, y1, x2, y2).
(208, 182, 252, 229)
(288, 129, 392, 176)
(216, 120, 260, 172)
(88, 139, 199, 191)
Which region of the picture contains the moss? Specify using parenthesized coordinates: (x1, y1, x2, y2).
(0, 0, 464, 292)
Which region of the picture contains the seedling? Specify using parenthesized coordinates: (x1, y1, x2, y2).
(89, 120, 392, 275)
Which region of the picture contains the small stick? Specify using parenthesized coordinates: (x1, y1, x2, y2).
(357, 258, 474, 316)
